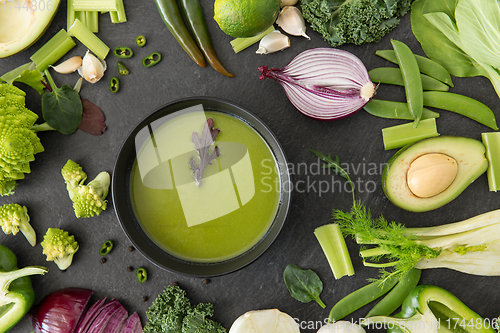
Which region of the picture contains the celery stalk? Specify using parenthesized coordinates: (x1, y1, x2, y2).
(116, 0, 127, 23)
(314, 224, 355, 279)
(73, 0, 117, 11)
(30, 30, 76, 72)
(75, 11, 86, 26)
(230, 26, 274, 53)
(68, 19, 110, 59)
(67, 0, 76, 29)
(85, 11, 99, 33)
(110, 11, 120, 23)
(382, 118, 439, 150)
(482, 132, 500, 192)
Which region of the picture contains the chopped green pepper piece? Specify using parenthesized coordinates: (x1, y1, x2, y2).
(142, 52, 162, 68)
(109, 77, 120, 93)
(99, 240, 114, 255)
(117, 61, 129, 75)
(136, 35, 146, 47)
(136, 267, 148, 283)
(113, 47, 133, 58)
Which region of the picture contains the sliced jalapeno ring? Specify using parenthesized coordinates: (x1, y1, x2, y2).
(142, 52, 162, 68)
(99, 240, 114, 256)
(136, 267, 148, 283)
(136, 35, 146, 47)
(117, 61, 130, 75)
(109, 77, 120, 93)
(113, 47, 133, 59)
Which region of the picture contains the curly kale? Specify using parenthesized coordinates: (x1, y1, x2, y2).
(144, 285, 226, 333)
(301, 0, 414, 47)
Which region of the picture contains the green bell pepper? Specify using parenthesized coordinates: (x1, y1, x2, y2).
(362, 285, 495, 333)
(0, 245, 48, 333)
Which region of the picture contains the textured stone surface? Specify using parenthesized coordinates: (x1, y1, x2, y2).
(1, 2, 499, 333)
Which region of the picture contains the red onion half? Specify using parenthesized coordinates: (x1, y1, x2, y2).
(258, 48, 375, 120)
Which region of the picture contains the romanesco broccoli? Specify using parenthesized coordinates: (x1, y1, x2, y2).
(0, 203, 36, 246)
(61, 160, 110, 218)
(0, 84, 44, 196)
(40, 228, 78, 270)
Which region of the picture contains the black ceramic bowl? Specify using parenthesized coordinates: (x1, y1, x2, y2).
(112, 97, 291, 277)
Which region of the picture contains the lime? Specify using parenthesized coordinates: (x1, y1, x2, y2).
(214, 0, 280, 38)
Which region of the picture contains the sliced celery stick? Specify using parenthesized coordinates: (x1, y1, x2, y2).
(230, 26, 274, 53)
(75, 11, 86, 25)
(314, 224, 354, 279)
(67, 0, 76, 29)
(86, 11, 99, 33)
(110, 11, 120, 23)
(482, 132, 500, 192)
(30, 30, 76, 72)
(68, 19, 110, 59)
(382, 118, 439, 150)
(73, 0, 117, 11)
(116, 0, 127, 22)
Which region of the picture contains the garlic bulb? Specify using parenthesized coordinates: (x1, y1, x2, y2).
(276, 6, 310, 39)
(256, 30, 290, 54)
(280, 0, 298, 6)
(317, 322, 366, 333)
(229, 309, 299, 333)
(51, 56, 83, 74)
(78, 51, 107, 84)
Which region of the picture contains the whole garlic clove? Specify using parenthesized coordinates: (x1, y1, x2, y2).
(276, 6, 310, 39)
(280, 0, 298, 6)
(51, 56, 83, 74)
(78, 50, 107, 84)
(256, 30, 290, 54)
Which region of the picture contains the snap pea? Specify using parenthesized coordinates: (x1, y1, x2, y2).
(366, 268, 421, 317)
(364, 99, 439, 120)
(369, 67, 449, 91)
(423, 91, 498, 130)
(376, 49, 453, 87)
(329, 276, 398, 322)
(391, 40, 423, 128)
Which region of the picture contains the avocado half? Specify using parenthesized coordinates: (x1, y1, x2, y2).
(383, 136, 488, 212)
(0, 0, 61, 58)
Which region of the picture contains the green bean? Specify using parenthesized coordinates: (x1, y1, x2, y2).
(423, 91, 498, 130)
(329, 277, 398, 322)
(366, 269, 421, 317)
(391, 40, 424, 127)
(376, 50, 453, 87)
(364, 99, 439, 120)
(369, 67, 449, 92)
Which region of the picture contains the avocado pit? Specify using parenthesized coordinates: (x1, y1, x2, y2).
(407, 153, 458, 198)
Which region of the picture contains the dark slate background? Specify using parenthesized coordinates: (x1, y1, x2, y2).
(1, 1, 499, 332)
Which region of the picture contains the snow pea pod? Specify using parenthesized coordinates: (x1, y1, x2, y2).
(364, 99, 439, 120)
(369, 67, 449, 91)
(376, 49, 453, 87)
(391, 40, 424, 127)
(329, 276, 398, 322)
(423, 91, 498, 130)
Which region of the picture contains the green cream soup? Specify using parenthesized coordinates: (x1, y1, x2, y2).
(131, 110, 281, 263)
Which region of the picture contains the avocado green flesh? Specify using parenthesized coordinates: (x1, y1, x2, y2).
(0, 0, 61, 58)
(383, 136, 488, 212)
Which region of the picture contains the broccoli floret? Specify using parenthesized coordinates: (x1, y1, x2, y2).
(40, 228, 78, 270)
(0, 84, 44, 196)
(0, 203, 36, 246)
(61, 160, 110, 218)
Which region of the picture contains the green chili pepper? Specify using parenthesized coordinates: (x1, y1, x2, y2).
(136, 35, 146, 47)
(423, 91, 498, 130)
(117, 61, 129, 75)
(329, 276, 398, 322)
(364, 100, 439, 120)
(366, 268, 421, 317)
(154, 0, 205, 68)
(113, 47, 133, 59)
(369, 67, 449, 92)
(142, 52, 162, 68)
(109, 77, 119, 93)
(0, 245, 48, 333)
(99, 240, 114, 255)
(136, 267, 148, 283)
(178, 0, 234, 77)
(365, 285, 495, 333)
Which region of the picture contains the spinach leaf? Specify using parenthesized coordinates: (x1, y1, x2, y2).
(283, 264, 326, 308)
(41, 69, 82, 135)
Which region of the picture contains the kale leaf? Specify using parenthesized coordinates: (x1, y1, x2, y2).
(301, 0, 414, 47)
